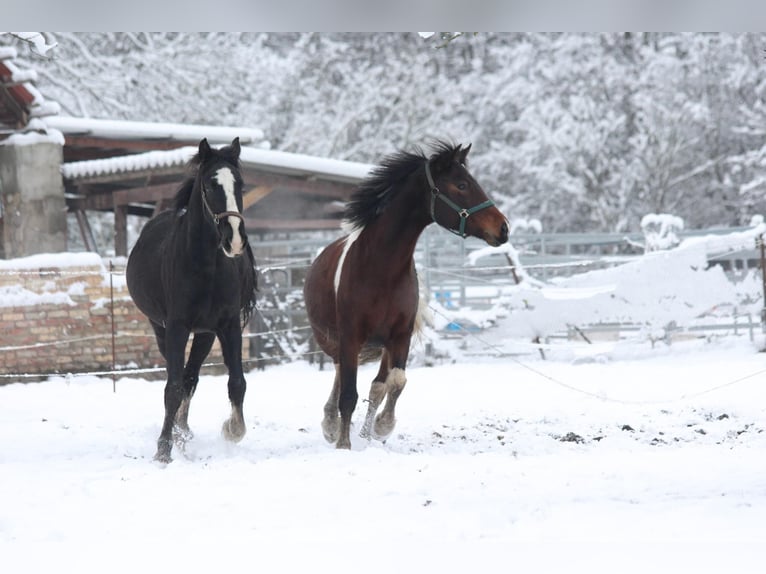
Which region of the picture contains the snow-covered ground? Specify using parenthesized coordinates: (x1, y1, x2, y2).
(2, 338, 765, 573)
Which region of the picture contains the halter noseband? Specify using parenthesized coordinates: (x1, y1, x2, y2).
(424, 160, 495, 238)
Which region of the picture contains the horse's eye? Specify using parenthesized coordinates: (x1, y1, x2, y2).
(457, 182, 467, 191)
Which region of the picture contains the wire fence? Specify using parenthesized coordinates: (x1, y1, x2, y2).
(1, 226, 764, 382)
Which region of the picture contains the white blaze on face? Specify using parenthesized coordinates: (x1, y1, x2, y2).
(215, 167, 243, 257)
(333, 226, 362, 297)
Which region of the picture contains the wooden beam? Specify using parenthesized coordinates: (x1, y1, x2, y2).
(62, 166, 184, 185)
(115, 205, 128, 257)
(74, 210, 99, 254)
(112, 183, 179, 206)
(241, 171, 353, 200)
(243, 185, 274, 210)
(243, 218, 341, 231)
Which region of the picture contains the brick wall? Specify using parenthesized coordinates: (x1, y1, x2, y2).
(0, 253, 243, 382)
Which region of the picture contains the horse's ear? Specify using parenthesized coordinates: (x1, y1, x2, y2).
(199, 138, 212, 161)
(458, 143, 472, 165)
(230, 137, 241, 160)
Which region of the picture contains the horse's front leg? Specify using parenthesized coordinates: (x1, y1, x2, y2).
(174, 331, 216, 447)
(155, 322, 190, 463)
(217, 319, 247, 443)
(336, 339, 361, 449)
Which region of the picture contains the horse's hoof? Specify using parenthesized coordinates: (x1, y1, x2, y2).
(154, 440, 173, 463)
(373, 414, 396, 441)
(222, 419, 246, 442)
(321, 417, 340, 444)
(335, 437, 352, 449)
(154, 453, 172, 464)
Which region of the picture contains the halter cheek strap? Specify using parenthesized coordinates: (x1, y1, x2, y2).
(201, 188, 245, 224)
(424, 160, 495, 238)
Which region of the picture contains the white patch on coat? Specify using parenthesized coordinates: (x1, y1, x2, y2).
(215, 167, 243, 257)
(333, 227, 362, 296)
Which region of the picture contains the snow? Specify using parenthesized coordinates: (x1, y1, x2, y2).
(455, 222, 766, 342)
(0, 251, 103, 270)
(62, 147, 195, 179)
(0, 128, 64, 147)
(2, 227, 766, 571)
(0, 46, 17, 60)
(46, 115, 268, 148)
(62, 141, 374, 184)
(1, 340, 765, 573)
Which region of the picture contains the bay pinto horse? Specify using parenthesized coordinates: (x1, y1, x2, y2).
(126, 138, 258, 463)
(303, 142, 509, 449)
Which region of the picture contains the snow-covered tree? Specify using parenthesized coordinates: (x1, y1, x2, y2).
(3, 32, 766, 234)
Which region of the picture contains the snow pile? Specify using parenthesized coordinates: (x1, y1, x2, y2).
(464, 223, 766, 343)
(641, 213, 684, 251)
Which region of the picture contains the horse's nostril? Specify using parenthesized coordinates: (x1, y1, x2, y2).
(500, 221, 509, 241)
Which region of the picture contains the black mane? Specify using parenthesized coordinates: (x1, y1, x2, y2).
(343, 141, 464, 230)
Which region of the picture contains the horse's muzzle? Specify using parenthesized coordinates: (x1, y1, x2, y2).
(485, 220, 509, 247)
(220, 215, 245, 258)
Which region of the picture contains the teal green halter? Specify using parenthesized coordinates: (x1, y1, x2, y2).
(424, 160, 495, 238)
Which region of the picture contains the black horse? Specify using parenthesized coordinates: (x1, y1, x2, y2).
(126, 137, 257, 463)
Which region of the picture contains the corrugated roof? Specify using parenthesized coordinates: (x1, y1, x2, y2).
(61, 145, 373, 184)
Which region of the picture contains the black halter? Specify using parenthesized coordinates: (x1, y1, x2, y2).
(424, 160, 495, 238)
(201, 182, 244, 225)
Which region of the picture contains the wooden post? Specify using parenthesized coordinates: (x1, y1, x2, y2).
(114, 204, 128, 257)
(759, 234, 766, 333)
(110, 260, 117, 392)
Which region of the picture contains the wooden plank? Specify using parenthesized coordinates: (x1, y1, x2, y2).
(242, 185, 273, 210)
(243, 218, 341, 231)
(112, 183, 179, 206)
(114, 205, 128, 257)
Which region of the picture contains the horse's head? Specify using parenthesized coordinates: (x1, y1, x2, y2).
(196, 137, 247, 258)
(426, 143, 508, 247)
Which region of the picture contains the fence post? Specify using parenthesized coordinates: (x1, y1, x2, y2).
(760, 234, 766, 333)
(110, 260, 117, 393)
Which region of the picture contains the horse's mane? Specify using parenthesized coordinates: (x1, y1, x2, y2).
(343, 140, 463, 230)
(173, 142, 241, 212)
(239, 241, 258, 327)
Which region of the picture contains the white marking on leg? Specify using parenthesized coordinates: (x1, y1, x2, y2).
(374, 368, 407, 440)
(215, 167, 243, 257)
(333, 225, 362, 296)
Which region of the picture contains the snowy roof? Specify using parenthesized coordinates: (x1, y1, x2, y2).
(62, 144, 374, 184)
(0, 45, 62, 146)
(46, 116, 268, 148)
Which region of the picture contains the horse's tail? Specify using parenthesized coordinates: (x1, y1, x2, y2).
(413, 293, 434, 342)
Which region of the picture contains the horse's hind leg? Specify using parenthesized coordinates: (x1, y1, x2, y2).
(372, 340, 410, 441)
(218, 319, 247, 443)
(321, 364, 341, 443)
(336, 342, 361, 449)
(360, 351, 390, 440)
(174, 332, 216, 447)
(373, 368, 407, 440)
